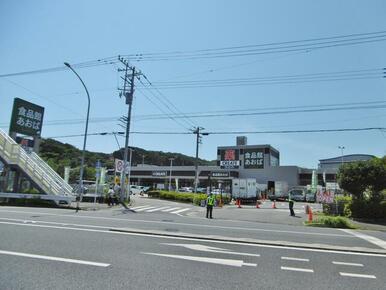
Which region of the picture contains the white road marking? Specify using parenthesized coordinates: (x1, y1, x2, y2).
(135, 207, 156, 212)
(281, 256, 309, 262)
(161, 207, 181, 212)
(339, 272, 376, 279)
(332, 261, 363, 267)
(130, 205, 152, 210)
(1, 220, 385, 257)
(281, 266, 314, 273)
(0, 249, 110, 267)
(141, 252, 257, 267)
(0, 209, 351, 238)
(163, 243, 260, 257)
(146, 207, 171, 212)
(340, 229, 386, 250)
(171, 208, 191, 214)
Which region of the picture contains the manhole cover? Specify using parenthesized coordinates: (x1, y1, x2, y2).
(30, 215, 40, 218)
(162, 219, 174, 222)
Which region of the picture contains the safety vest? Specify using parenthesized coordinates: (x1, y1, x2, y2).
(207, 195, 215, 206)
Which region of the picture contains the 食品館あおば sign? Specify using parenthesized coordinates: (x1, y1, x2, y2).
(243, 148, 264, 169)
(10, 98, 45, 136)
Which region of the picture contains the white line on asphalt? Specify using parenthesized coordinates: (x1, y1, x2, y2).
(340, 229, 386, 250)
(1, 220, 385, 257)
(281, 266, 314, 273)
(141, 252, 257, 267)
(130, 205, 153, 210)
(339, 272, 376, 279)
(0, 209, 351, 238)
(171, 208, 191, 214)
(0, 249, 110, 267)
(146, 207, 171, 212)
(332, 261, 364, 267)
(281, 256, 309, 262)
(135, 207, 156, 212)
(161, 207, 181, 212)
(163, 243, 261, 257)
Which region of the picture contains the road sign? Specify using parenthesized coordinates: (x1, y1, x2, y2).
(115, 159, 124, 173)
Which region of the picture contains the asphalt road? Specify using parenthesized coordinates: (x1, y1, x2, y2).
(0, 204, 385, 290)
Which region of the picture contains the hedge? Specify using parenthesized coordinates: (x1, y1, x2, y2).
(147, 190, 229, 205)
(306, 215, 357, 229)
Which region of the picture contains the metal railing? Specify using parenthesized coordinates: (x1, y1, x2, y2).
(0, 129, 73, 196)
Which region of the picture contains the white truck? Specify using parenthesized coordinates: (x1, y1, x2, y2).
(232, 178, 260, 201)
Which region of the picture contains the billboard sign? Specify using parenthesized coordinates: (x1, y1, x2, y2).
(243, 148, 264, 169)
(220, 149, 240, 169)
(10, 98, 44, 136)
(211, 172, 229, 178)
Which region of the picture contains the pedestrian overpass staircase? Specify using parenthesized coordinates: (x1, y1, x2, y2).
(0, 128, 73, 196)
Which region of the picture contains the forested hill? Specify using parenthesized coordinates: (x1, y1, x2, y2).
(39, 138, 215, 182)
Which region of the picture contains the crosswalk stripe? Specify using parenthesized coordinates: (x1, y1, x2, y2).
(171, 208, 191, 214)
(130, 205, 151, 210)
(135, 207, 156, 212)
(162, 207, 181, 212)
(146, 207, 171, 212)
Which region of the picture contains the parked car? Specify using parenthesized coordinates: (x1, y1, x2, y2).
(179, 187, 193, 192)
(196, 187, 207, 193)
(288, 188, 306, 202)
(128, 185, 144, 195)
(305, 191, 316, 203)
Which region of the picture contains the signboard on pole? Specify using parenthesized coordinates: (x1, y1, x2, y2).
(115, 159, 129, 174)
(9, 98, 44, 136)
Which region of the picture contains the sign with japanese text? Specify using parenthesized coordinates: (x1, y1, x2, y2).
(211, 172, 229, 178)
(243, 148, 264, 169)
(10, 98, 44, 136)
(152, 171, 168, 177)
(220, 149, 240, 169)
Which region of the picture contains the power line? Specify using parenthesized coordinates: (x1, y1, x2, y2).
(46, 127, 386, 138)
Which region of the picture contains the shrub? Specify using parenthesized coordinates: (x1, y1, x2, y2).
(308, 216, 357, 229)
(147, 190, 230, 206)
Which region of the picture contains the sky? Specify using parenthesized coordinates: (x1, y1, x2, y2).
(0, 0, 385, 168)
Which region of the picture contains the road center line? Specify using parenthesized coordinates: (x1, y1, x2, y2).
(281, 256, 309, 262)
(339, 272, 376, 279)
(281, 266, 314, 273)
(332, 261, 363, 267)
(340, 229, 386, 250)
(0, 221, 385, 257)
(0, 249, 110, 267)
(0, 209, 350, 238)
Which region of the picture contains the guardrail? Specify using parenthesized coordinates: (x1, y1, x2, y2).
(0, 192, 76, 204)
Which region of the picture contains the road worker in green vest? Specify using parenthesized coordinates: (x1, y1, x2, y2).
(206, 193, 215, 219)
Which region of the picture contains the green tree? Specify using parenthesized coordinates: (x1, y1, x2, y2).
(337, 156, 386, 200)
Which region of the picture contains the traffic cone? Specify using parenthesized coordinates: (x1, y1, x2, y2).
(256, 201, 260, 208)
(308, 207, 313, 223)
(271, 201, 277, 209)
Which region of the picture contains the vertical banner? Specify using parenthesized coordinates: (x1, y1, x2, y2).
(100, 167, 106, 184)
(64, 167, 70, 184)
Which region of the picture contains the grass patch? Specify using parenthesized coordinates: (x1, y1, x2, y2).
(305, 215, 357, 229)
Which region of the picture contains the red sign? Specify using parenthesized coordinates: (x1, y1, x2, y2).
(224, 149, 236, 161)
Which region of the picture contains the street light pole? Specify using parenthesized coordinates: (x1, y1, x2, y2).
(169, 158, 174, 191)
(64, 62, 90, 212)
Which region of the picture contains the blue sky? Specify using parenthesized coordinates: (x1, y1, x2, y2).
(1, 0, 385, 168)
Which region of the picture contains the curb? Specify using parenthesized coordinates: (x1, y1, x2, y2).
(109, 227, 386, 255)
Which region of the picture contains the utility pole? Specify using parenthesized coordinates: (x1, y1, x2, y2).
(338, 146, 345, 167)
(193, 127, 206, 193)
(169, 158, 174, 191)
(118, 56, 141, 204)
